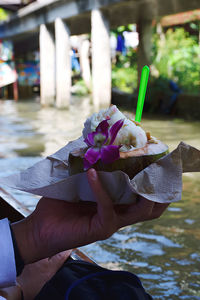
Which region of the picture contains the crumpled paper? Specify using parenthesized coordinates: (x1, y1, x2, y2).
(0, 137, 200, 204)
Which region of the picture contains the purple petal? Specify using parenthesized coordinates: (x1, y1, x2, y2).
(83, 158, 92, 170)
(101, 145, 121, 164)
(84, 132, 96, 146)
(84, 147, 101, 165)
(96, 120, 109, 135)
(109, 119, 124, 145)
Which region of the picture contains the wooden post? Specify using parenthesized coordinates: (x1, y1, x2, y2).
(91, 9, 111, 111)
(55, 18, 71, 109)
(13, 81, 18, 101)
(39, 24, 56, 106)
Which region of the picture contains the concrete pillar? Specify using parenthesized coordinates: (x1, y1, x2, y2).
(55, 18, 71, 109)
(79, 36, 91, 92)
(137, 19, 153, 86)
(91, 9, 111, 110)
(40, 24, 55, 106)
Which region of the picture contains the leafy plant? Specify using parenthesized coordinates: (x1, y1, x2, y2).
(112, 25, 200, 95)
(152, 27, 200, 94)
(112, 65, 138, 93)
(0, 8, 9, 21)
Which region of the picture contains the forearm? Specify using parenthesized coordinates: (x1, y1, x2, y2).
(10, 216, 39, 265)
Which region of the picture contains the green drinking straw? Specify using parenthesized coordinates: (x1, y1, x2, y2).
(135, 65, 150, 122)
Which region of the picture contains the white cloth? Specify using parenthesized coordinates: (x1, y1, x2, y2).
(0, 218, 16, 288)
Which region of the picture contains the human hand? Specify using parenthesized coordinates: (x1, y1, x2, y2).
(17, 250, 71, 300)
(11, 168, 169, 264)
(0, 251, 71, 300)
(0, 285, 22, 300)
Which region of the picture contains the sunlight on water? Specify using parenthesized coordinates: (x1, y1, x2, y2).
(0, 99, 200, 299)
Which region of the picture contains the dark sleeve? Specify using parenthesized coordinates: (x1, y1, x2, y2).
(9, 224, 25, 276)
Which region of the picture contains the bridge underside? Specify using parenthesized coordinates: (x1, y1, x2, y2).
(0, 0, 199, 108)
(1, 0, 199, 39)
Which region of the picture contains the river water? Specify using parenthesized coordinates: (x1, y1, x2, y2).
(0, 98, 200, 299)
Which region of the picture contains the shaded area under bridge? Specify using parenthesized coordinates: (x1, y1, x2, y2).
(0, 0, 199, 109)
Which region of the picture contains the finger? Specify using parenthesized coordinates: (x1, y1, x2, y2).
(87, 168, 114, 223)
(48, 250, 72, 266)
(128, 196, 155, 221)
(116, 196, 155, 227)
(150, 203, 170, 219)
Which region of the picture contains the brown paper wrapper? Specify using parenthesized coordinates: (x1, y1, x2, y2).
(0, 137, 199, 204)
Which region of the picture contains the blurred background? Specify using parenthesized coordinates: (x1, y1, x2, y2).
(0, 0, 200, 299)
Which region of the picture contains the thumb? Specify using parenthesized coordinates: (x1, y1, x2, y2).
(48, 250, 72, 266)
(87, 168, 114, 223)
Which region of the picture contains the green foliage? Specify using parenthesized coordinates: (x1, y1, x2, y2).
(0, 8, 9, 21)
(111, 24, 136, 35)
(112, 26, 199, 95)
(112, 45, 138, 93)
(112, 65, 138, 93)
(71, 79, 90, 96)
(152, 27, 200, 94)
(116, 48, 137, 68)
(111, 24, 138, 93)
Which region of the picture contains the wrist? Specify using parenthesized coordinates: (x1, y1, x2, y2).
(10, 216, 38, 265)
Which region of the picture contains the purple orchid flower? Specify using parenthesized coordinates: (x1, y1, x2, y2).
(83, 118, 124, 170)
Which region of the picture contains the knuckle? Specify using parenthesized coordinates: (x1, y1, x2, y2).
(104, 230, 113, 240)
(142, 209, 152, 219)
(100, 224, 116, 240)
(97, 230, 111, 241)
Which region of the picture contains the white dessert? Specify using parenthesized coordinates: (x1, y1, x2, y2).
(82, 105, 148, 152)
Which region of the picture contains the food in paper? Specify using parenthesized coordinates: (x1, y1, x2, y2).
(69, 105, 168, 178)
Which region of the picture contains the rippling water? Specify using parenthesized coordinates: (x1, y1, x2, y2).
(0, 99, 200, 299)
